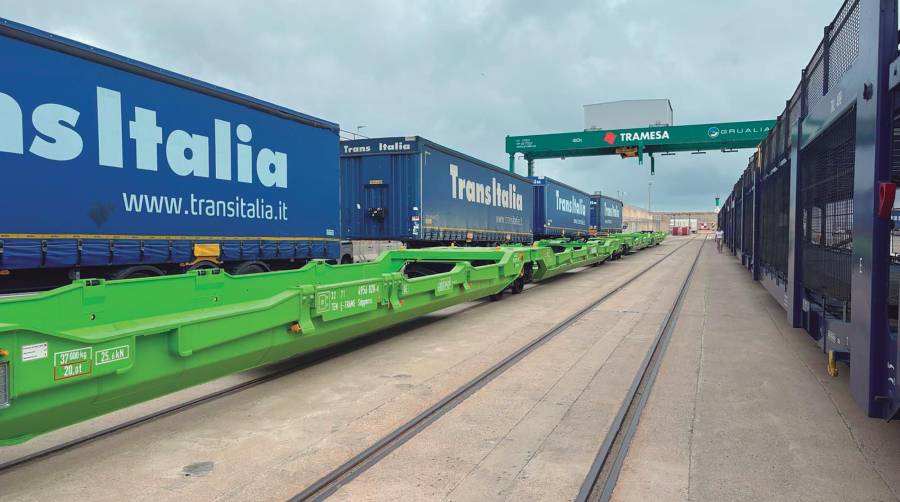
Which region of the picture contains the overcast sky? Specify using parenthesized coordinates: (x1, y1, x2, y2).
(1, 0, 842, 211)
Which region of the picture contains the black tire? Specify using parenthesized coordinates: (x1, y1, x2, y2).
(231, 261, 270, 275)
(490, 290, 505, 301)
(340, 254, 353, 264)
(510, 277, 525, 294)
(111, 265, 164, 280)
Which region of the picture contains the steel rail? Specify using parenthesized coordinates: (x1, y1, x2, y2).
(0, 337, 387, 474)
(0, 237, 683, 481)
(0, 259, 574, 473)
(290, 237, 697, 502)
(576, 236, 706, 502)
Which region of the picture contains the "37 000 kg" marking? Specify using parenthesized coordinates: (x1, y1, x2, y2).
(53, 347, 93, 381)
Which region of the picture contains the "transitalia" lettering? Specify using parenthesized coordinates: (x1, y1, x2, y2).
(449, 164, 523, 211)
(555, 190, 586, 216)
(0, 86, 289, 188)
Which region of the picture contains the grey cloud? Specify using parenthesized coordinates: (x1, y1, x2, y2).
(1, 0, 842, 210)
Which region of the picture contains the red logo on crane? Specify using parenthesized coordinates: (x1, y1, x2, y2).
(603, 132, 616, 145)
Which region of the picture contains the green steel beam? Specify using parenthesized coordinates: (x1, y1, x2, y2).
(0, 235, 668, 445)
(510, 238, 616, 282)
(606, 232, 664, 252)
(505, 120, 775, 170)
(0, 247, 525, 445)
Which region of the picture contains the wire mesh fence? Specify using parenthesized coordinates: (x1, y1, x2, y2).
(799, 107, 856, 320)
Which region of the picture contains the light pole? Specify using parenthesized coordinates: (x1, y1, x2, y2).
(355, 125, 367, 139)
(648, 181, 654, 230)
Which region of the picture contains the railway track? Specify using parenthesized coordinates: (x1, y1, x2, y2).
(0, 336, 381, 474)
(0, 274, 571, 473)
(576, 236, 705, 502)
(0, 237, 693, 484)
(290, 236, 701, 501)
(0, 262, 588, 471)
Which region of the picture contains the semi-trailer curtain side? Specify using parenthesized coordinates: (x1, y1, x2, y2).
(341, 136, 534, 245)
(0, 19, 342, 290)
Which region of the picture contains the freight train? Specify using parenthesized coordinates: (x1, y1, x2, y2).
(0, 17, 671, 446)
(718, 0, 900, 419)
(0, 20, 624, 291)
(0, 18, 671, 445)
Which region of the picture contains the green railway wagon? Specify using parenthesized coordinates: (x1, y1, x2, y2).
(519, 238, 615, 284)
(589, 237, 625, 260)
(0, 247, 528, 445)
(0, 232, 669, 445)
(608, 233, 638, 253)
(633, 234, 652, 250)
(0, 237, 640, 445)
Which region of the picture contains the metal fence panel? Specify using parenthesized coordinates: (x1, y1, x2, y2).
(799, 107, 856, 320)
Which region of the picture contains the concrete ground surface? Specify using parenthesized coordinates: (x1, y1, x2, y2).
(327, 240, 696, 502)
(0, 237, 692, 501)
(611, 244, 900, 502)
(1, 235, 897, 502)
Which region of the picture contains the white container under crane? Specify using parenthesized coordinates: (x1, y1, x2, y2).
(584, 99, 673, 131)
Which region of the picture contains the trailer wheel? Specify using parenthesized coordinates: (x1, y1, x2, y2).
(510, 277, 525, 294)
(187, 260, 218, 272)
(340, 254, 353, 264)
(231, 261, 270, 275)
(111, 265, 165, 280)
(490, 290, 505, 301)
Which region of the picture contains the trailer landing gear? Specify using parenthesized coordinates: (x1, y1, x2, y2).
(827, 350, 839, 377)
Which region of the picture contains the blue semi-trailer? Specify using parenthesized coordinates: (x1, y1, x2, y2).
(589, 193, 624, 234)
(340, 137, 534, 245)
(0, 19, 342, 289)
(530, 177, 590, 238)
